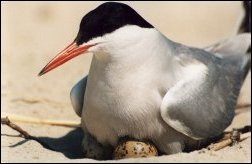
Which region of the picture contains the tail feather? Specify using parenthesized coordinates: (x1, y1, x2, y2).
(241, 52, 251, 80)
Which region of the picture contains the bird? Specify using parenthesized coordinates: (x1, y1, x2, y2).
(239, 1, 251, 73)
(239, 1, 251, 33)
(39, 2, 251, 159)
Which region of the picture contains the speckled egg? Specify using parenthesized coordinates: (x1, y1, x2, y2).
(113, 140, 158, 159)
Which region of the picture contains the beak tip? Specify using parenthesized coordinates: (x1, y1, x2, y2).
(38, 69, 45, 76)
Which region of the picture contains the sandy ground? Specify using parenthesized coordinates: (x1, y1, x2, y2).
(1, 1, 251, 163)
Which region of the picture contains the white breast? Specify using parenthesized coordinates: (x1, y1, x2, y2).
(81, 26, 181, 145)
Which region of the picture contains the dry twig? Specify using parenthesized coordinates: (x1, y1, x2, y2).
(1, 117, 54, 150)
(1, 114, 80, 127)
(207, 132, 251, 151)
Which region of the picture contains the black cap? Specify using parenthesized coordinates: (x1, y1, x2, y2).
(75, 2, 153, 45)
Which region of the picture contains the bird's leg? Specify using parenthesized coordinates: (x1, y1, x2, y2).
(81, 130, 113, 160)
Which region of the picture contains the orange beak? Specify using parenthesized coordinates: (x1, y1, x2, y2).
(38, 42, 96, 76)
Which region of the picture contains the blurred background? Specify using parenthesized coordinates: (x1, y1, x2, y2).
(1, 1, 251, 162)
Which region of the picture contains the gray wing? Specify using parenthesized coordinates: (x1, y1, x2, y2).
(205, 33, 251, 79)
(205, 33, 251, 58)
(161, 34, 250, 140)
(70, 76, 88, 117)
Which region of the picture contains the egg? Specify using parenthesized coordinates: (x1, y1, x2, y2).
(113, 140, 158, 160)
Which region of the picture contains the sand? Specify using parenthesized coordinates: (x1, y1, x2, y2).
(1, 1, 251, 163)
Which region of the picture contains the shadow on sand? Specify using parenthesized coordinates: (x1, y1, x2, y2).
(3, 128, 85, 159)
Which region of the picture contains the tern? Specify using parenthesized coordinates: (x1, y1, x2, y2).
(39, 2, 251, 159)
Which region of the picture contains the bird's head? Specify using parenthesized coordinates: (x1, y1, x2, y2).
(39, 2, 153, 76)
